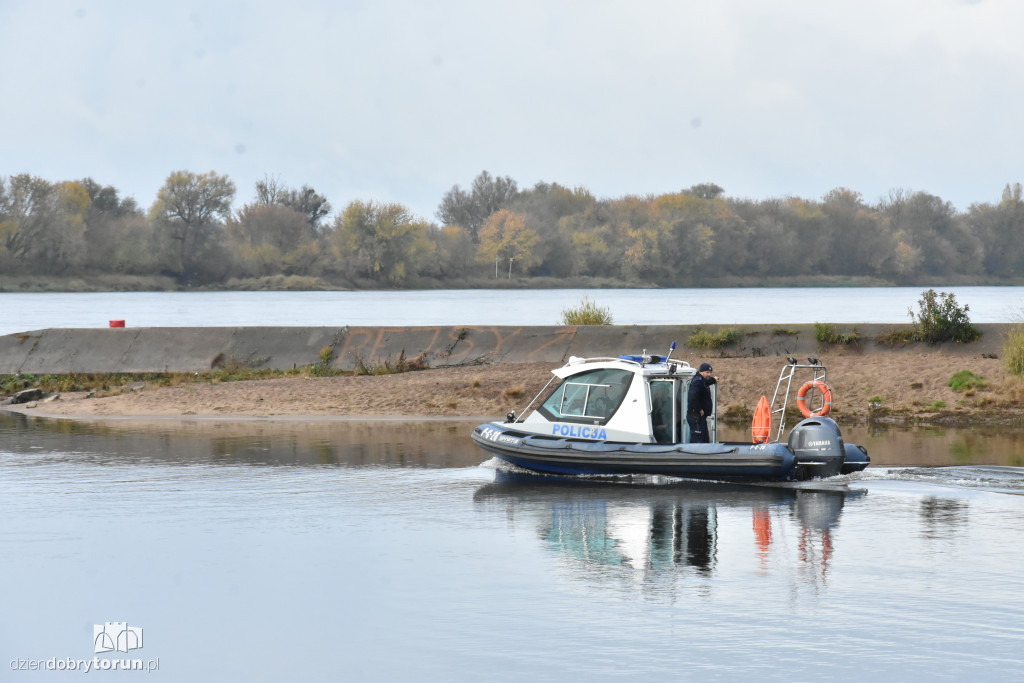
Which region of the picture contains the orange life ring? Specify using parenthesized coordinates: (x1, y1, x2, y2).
(796, 380, 833, 417)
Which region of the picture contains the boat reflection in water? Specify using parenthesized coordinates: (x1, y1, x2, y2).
(474, 471, 865, 590)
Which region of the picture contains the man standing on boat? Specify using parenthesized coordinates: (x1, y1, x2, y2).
(687, 362, 717, 443)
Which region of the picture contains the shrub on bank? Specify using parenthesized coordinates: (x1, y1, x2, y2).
(875, 290, 981, 347)
(910, 289, 980, 344)
(560, 296, 614, 325)
(688, 327, 744, 350)
(814, 323, 860, 345)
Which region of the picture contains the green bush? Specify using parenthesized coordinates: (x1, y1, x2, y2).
(560, 296, 614, 325)
(814, 322, 860, 345)
(1003, 324, 1024, 375)
(910, 289, 980, 344)
(948, 370, 987, 392)
(687, 327, 743, 350)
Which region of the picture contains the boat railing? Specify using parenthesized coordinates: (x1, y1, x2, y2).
(769, 360, 827, 441)
(508, 374, 557, 424)
(568, 356, 637, 365)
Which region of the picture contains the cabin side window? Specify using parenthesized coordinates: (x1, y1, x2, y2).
(538, 368, 634, 423)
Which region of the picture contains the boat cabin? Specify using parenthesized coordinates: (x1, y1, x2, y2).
(515, 355, 715, 444)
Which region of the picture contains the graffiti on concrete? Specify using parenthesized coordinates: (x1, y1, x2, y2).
(334, 326, 578, 368)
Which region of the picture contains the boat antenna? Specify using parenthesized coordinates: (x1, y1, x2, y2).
(665, 341, 676, 363)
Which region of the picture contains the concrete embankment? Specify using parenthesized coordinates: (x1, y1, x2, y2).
(0, 324, 1007, 375)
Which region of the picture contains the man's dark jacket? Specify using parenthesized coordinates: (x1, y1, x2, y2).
(687, 374, 716, 417)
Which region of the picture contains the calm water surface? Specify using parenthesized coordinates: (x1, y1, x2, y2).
(3, 286, 1024, 335)
(2, 413, 1024, 681)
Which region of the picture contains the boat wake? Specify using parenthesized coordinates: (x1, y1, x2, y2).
(848, 465, 1024, 493)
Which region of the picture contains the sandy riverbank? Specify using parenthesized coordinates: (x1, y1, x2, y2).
(4, 352, 1023, 425)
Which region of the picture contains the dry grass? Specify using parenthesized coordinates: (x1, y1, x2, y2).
(504, 384, 526, 398)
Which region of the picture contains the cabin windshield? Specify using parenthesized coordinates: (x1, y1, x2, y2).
(538, 368, 634, 423)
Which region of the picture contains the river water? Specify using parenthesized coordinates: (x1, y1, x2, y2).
(4, 288, 1024, 679)
(2, 413, 1024, 681)
(3, 286, 1024, 335)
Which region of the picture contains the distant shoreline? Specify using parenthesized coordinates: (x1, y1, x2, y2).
(4, 273, 1024, 293)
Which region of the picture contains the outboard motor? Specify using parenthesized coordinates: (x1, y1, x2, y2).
(787, 416, 846, 480)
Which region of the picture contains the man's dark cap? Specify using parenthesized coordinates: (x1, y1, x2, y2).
(699, 362, 713, 372)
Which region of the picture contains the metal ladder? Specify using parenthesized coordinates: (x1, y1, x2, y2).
(768, 361, 827, 442)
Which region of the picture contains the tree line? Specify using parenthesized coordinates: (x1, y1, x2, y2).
(2, 170, 1024, 288)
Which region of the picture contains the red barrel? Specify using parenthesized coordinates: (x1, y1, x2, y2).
(109, 320, 125, 328)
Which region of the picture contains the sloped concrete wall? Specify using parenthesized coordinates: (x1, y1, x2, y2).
(0, 323, 1006, 375)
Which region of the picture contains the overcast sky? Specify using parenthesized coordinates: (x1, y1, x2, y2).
(2, 0, 1022, 221)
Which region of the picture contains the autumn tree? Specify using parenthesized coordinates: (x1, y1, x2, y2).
(730, 198, 800, 277)
(476, 209, 540, 278)
(686, 182, 725, 200)
(967, 183, 1024, 278)
(79, 177, 140, 217)
(879, 190, 982, 279)
(437, 170, 519, 239)
(510, 182, 596, 226)
(150, 170, 236, 284)
(820, 188, 891, 276)
(422, 225, 477, 279)
(52, 181, 92, 271)
(227, 204, 320, 277)
(328, 200, 434, 285)
(1, 174, 54, 270)
(252, 175, 332, 228)
(607, 196, 657, 281)
(76, 178, 151, 273)
(779, 197, 831, 272)
(507, 182, 598, 277)
(227, 178, 328, 277)
(0, 174, 89, 273)
(647, 193, 722, 283)
(556, 204, 618, 277)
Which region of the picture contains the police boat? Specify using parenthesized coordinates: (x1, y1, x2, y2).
(471, 345, 869, 482)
